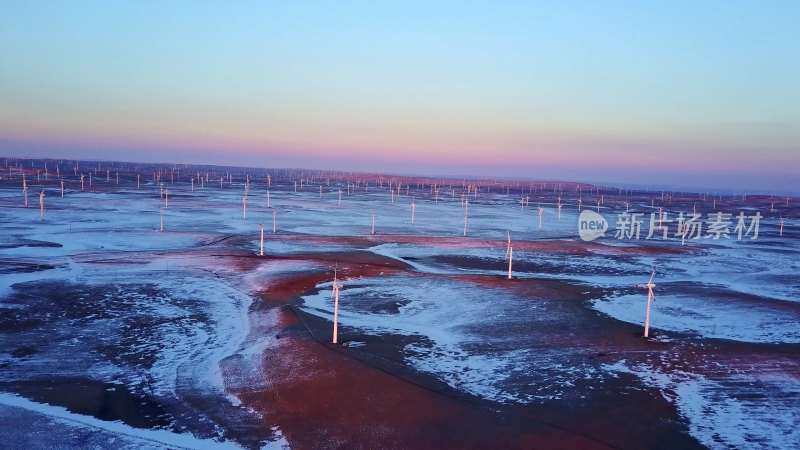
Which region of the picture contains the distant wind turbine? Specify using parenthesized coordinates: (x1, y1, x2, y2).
(557, 197, 562, 220)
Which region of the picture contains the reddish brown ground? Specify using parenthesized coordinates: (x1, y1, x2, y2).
(220, 251, 705, 449)
(235, 304, 610, 450)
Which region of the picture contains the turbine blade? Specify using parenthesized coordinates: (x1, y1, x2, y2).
(648, 266, 657, 284)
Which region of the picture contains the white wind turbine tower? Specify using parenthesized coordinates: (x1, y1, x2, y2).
(538, 205, 544, 228)
(779, 215, 784, 237)
(39, 190, 45, 219)
(505, 230, 511, 261)
(635, 266, 658, 338)
(557, 197, 562, 220)
(259, 223, 264, 256)
(507, 245, 513, 279)
(331, 270, 342, 344)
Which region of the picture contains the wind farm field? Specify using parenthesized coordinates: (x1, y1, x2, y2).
(1, 159, 799, 449)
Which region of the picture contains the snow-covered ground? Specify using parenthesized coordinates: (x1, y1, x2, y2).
(2, 168, 798, 448)
(0, 392, 247, 449)
(604, 360, 800, 449)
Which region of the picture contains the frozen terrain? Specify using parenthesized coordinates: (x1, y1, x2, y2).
(1, 160, 798, 448)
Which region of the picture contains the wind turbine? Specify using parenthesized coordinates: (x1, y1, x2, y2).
(259, 223, 264, 256)
(539, 205, 543, 228)
(331, 270, 342, 344)
(779, 215, 784, 237)
(557, 197, 562, 220)
(635, 266, 658, 338)
(505, 230, 511, 261)
(39, 190, 45, 219)
(507, 245, 513, 279)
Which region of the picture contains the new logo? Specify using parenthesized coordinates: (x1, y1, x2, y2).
(578, 210, 607, 241)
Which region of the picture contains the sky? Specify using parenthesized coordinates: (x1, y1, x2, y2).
(1, 1, 798, 193)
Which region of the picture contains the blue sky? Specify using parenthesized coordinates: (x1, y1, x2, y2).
(1, 1, 798, 192)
